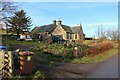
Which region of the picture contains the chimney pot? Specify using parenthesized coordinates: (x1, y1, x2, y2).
(58, 19, 62, 25)
(53, 20, 56, 25)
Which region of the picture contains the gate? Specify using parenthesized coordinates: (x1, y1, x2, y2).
(0, 50, 13, 79)
(0, 50, 4, 79)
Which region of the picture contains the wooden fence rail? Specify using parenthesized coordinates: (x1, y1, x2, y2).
(0, 50, 13, 79)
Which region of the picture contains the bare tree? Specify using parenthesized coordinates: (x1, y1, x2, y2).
(111, 29, 118, 40)
(97, 24, 106, 39)
(0, 0, 17, 21)
(96, 25, 118, 40)
(106, 28, 112, 39)
(105, 28, 118, 40)
(0, 0, 17, 45)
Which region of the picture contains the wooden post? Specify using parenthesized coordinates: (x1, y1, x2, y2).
(0, 50, 4, 79)
(0, 50, 13, 78)
(3, 51, 9, 77)
(8, 51, 13, 77)
(2, 51, 13, 78)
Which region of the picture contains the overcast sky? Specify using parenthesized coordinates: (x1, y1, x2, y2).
(15, 2, 118, 37)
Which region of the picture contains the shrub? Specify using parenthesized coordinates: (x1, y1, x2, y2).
(88, 45, 100, 56)
(100, 41, 113, 52)
(42, 43, 65, 56)
(74, 44, 89, 58)
(34, 41, 114, 58)
(75, 40, 84, 44)
(32, 70, 45, 80)
(88, 41, 114, 56)
(66, 48, 74, 57)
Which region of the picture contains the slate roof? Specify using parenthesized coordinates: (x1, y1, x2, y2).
(31, 24, 73, 35)
(30, 24, 56, 35)
(61, 25, 73, 33)
(71, 26, 83, 34)
(40, 24, 56, 33)
(31, 23, 84, 35)
(30, 27, 41, 35)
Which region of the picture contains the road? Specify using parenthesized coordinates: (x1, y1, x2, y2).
(36, 53, 119, 78)
(36, 62, 98, 78)
(86, 54, 118, 78)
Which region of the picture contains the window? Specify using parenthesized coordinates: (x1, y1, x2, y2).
(75, 34, 77, 39)
(70, 34, 72, 39)
(66, 33, 72, 39)
(67, 33, 69, 39)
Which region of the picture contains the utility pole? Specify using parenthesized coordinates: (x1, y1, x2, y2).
(100, 24, 102, 38)
(98, 25, 100, 38)
(94, 25, 96, 39)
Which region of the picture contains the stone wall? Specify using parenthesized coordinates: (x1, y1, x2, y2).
(52, 25, 67, 40)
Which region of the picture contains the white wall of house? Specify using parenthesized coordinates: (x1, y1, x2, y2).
(20, 35, 26, 39)
(20, 34, 31, 39)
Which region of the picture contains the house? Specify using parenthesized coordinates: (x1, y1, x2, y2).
(19, 33, 32, 41)
(71, 24, 85, 41)
(30, 20, 56, 41)
(1, 28, 18, 39)
(30, 19, 85, 42)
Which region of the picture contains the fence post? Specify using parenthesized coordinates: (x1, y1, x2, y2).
(4, 51, 9, 77)
(2, 51, 13, 78)
(8, 51, 13, 77)
(0, 50, 4, 79)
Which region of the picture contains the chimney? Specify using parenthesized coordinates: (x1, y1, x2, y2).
(58, 19, 62, 25)
(80, 23, 83, 33)
(53, 20, 56, 25)
(80, 23, 82, 28)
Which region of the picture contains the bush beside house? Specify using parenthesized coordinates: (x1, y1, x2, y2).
(31, 40, 114, 59)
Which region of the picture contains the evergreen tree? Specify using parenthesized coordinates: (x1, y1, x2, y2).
(7, 10, 32, 38)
